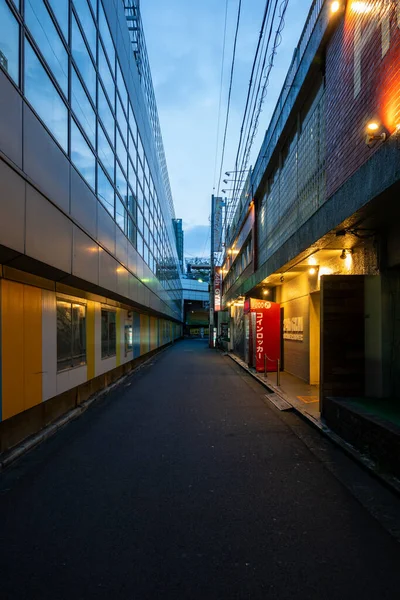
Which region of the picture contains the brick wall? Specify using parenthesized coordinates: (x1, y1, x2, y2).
(326, 1, 400, 199)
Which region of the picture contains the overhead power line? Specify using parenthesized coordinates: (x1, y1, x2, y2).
(216, 0, 243, 197)
(212, 0, 229, 190)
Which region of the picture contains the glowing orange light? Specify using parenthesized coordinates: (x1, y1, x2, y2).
(331, 1, 340, 14)
(351, 1, 373, 14)
(367, 121, 379, 132)
(309, 268, 317, 275)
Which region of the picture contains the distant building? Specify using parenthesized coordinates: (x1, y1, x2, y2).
(173, 219, 184, 269)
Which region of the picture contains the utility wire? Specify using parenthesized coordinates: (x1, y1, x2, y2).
(212, 0, 229, 190)
(216, 0, 243, 197)
(230, 0, 290, 224)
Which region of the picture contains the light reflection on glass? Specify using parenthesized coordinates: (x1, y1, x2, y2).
(25, 40, 68, 150)
(71, 119, 96, 189)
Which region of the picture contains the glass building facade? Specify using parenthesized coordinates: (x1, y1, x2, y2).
(0, 0, 181, 316)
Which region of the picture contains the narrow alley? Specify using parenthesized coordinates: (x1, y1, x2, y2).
(1, 340, 400, 599)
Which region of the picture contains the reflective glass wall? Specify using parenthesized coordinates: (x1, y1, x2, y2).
(0, 0, 181, 312)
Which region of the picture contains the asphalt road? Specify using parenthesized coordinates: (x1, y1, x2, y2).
(1, 339, 400, 599)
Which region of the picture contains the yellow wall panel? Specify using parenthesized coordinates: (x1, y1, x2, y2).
(2, 280, 25, 420)
(140, 314, 150, 356)
(86, 301, 95, 380)
(23, 285, 42, 410)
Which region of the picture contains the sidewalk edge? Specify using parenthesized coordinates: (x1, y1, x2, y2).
(226, 351, 400, 497)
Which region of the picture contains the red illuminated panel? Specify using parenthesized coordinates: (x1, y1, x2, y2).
(325, 1, 400, 198)
(250, 299, 281, 373)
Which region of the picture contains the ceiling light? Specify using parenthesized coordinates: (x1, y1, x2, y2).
(309, 267, 317, 275)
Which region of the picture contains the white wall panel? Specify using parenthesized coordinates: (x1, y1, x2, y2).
(42, 289, 57, 401)
(94, 303, 117, 376)
(72, 226, 100, 285)
(0, 70, 23, 168)
(97, 203, 116, 255)
(23, 105, 70, 213)
(56, 365, 87, 396)
(99, 249, 118, 293)
(116, 227, 128, 266)
(26, 185, 73, 273)
(70, 168, 98, 237)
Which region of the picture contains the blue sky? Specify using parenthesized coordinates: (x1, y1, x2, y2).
(141, 0, 313, 258)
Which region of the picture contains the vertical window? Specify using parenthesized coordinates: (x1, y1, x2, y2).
(57, 299, 86, 371)
(116, 196, 126, 232)
(48, 0, 69, 40)
(71, 68, 96, 146)
(0, 1, 19, 84)
(98, 123, 114, 181)
(25, 40, 68, 150)
(25, 0, 68, 95)
(72, 14, 96, 101)
(99, 1, 115, 73)
(71, 119, 96, 189)
(116, 60, 128, 113)
(98, 83, 115, 142)
(98, 42, 115, 109)
(97, 164, 114, 216)
(101, 309, 116, 358)
(73, 0, 96, 57)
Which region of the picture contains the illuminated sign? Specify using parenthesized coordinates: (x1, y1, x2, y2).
(214, 267, 222, 311)
(283, 317, 304, 341)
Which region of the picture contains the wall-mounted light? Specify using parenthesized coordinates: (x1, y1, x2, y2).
(263, 288, 270, 296)
(340, 248, 353, 260)
(309, 267, 317, 275)
(365, 121, 386, 147)
(330, 1, 341, 14)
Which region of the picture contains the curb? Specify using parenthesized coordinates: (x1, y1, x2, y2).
(226, 352, 400, 497)
(0, 351, 164, 473)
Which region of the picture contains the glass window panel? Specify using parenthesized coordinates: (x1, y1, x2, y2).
(48, 0, 68, 40)
(99, 1, 115, 73)
(72, 14, 96, 101)
(116, 61, 128, 113)
(0, 1, 19, 84)
(98, 42, 114, 109)
(101, 309, 116, 358)
(26, 0, 68, 96)
(137, 232, 143, 257)
(89, 0, 97, 12)
(116, 128, 127, 175)
(127, 217, 136, 247)
(57, 300, 86, 370)
(73, 0, 96, 57)
(115, 161, 127, 201)
(71, 303, 86, 367)
(71, 120, 96, 189)
(137, 182, 144, 211)
(97, 164, 114, 216)
(144, 201, 149, 225)
(129, 103, 137, 141)
(116, 196, 126, 232)
(71, 68, 95, 147)
(137, 208, 143, 234)
(143, 243, 149, 265)
(116, 95, 127, 144)
(57, 301, 71, 371)
(10, 0, 20, 9)
(127, 186, 136, 219)
(98, 83, 114, 143)
(128, 161, 137, 199)
(137, 134, 144, 165)
(25, 40, 68, 150)
(98, 123, 114, 181)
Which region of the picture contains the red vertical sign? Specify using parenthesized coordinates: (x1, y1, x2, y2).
(250, 299, 280, 373)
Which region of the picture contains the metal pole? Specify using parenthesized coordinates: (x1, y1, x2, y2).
(277, 358, 281, 386)
(209, 194, 215, 348)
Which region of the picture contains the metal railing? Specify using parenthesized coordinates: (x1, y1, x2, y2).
(264, 354, 281, 386)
